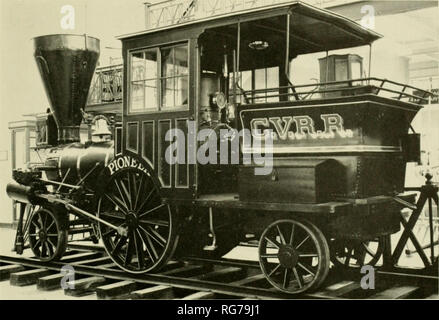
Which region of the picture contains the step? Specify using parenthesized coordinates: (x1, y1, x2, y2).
(369, 286, 419, 299)
(95, 280, 137, 300)
(0, 264, 25, 281)
(64, 276, 107, 296)
(181, 291, 215, 300)
(130, 285, 174, 300)
(10, 269, 52, 286)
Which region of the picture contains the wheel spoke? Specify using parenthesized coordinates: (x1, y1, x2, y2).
(296, 235, 310, 250)
(139, 204, 166, 219)
(268, 263, 282, 277)
(134, 174, 144, 211)
(141, 228, 159, 260)
(276, 225, 286, 245)
(293, 268, 304, 288)
(139, 219, 169, 228)
(46, 220, 55, 232)
(32, 239, 41, 251)
(289, 224, 295, 245)
(299, 253, 318, 258)
(114, 179, 131, 211)
(138, 188, 157, 213)
(345, 248, 353, 266)
(119, 178, 133, 211)
(124, 233, 135, 266)
(133, 231, 145, 269)
(137, 229, 155, 263)
(47, 238, 57, 251)
(260, 253, 278, 259)
(105, 194, 129, 214)
(265, 236, 281, 249)
(41, 241, 47, 257)
(139, 225, 166, 248)
(282, 268, 292, 289)
(297, 262, 315, 277)
(111, 236, 127, 256)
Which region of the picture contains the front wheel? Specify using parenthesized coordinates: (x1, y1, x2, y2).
(258, 219, 330, 294)
(28, 206, 68, 262)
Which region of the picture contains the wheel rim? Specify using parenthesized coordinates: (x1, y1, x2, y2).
(28, 208, 64, 262)
(331, 237, 384, 268)
(97, 167, 175, 273)
(259, 219, 329, 294)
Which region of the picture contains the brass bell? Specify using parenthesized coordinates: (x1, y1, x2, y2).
(92, 118, 112, 137)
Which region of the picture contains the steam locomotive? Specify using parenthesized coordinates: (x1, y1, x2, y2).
(6, 2, 435, 294)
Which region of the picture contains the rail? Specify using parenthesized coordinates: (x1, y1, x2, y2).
(232, 77, 437, 105)
(143, 0, 359, 29)
(87, 64, 123, 106)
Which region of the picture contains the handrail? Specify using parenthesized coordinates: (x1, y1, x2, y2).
(232, 77, 437, 105)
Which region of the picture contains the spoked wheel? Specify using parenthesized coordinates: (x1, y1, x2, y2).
(97, 167, 177, 274)
(28, 207, 68, 262)
(330, 237, 384, 269)
(259, 219, 330, 294)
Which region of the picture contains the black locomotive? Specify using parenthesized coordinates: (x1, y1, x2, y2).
(6, 2, 436, 294)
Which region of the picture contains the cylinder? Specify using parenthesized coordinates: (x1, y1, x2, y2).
(6, 182, 37, 204)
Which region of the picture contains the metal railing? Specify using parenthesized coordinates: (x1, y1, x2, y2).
(232, 77, 438, 105)
(144, 0, 359, 29)
(87, 64, 123, 106)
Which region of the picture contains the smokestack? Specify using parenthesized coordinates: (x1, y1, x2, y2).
(33, 34, 100, 144)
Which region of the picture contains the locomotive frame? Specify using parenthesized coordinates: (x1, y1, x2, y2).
(6, 1, 438, 295)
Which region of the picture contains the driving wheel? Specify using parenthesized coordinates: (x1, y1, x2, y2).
(97, 167, 178, 274)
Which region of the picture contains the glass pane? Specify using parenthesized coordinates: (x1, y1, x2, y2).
(255, 68, 266, 102)
(130, 81, 144, 111)
(144, 80, 158, 110)
(161, 78, 175, 109)
(335, 59, 348, 81)
(266, 67, 279, 102)
(145, 50, 158, 79)
(176, 76, 189, 106)
(161, 48, 175, 78)
(351, 61, 362, 80)
(175, 45, 188, 76)
(131, 52, 145, 81)
(242, 71, 252, 91)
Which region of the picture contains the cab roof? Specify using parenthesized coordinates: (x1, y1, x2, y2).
(118, 1, 382, 54)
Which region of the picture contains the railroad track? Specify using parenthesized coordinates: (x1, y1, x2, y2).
(0, 246, 438, 300)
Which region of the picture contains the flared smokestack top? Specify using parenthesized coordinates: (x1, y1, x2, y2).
(33, 34, 100, 144)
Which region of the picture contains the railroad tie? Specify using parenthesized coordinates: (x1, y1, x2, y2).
(369, 286, 420, 299)
(161, 264, 209, 277)
(37, 273, 66, 291)
(191, 267, 245, 282)
(64, 276, 107, 296)
(129, 285, 174, 300)
(230, 274, 266, 287)
(10, 269, 52, 286)
(0, 264, 25, 281)
(311, 281, 361, 299)
(181, 291, 215, 300)
(95, 280, 138, 300)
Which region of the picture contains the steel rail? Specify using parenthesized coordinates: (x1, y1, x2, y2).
(0, 254, 312, 300)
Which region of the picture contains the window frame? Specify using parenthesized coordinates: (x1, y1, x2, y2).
(128, 41, 190, 114)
